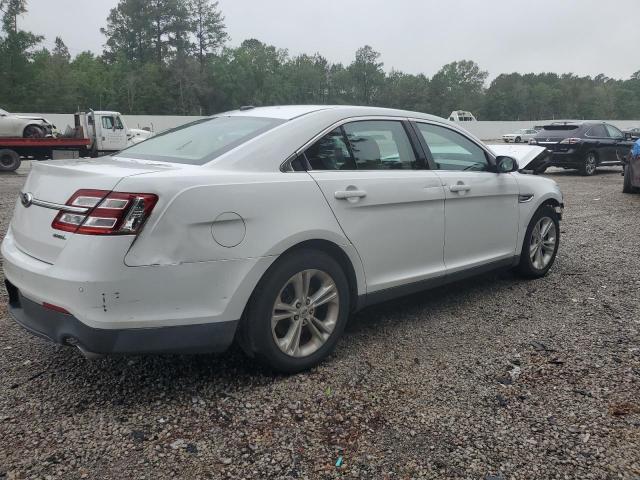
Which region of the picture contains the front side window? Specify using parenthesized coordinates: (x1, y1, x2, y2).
(304, 120, 419, 170)
(102, 116, 114, 129)
(342, 120, 417, 170)
(605, 124, 623, 139)
(416, 122, 489, 171)
(118, 116, 285, 165)
(115, 116, 124, 130)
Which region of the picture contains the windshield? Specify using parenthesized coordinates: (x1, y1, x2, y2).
(117, 116, 286, 165)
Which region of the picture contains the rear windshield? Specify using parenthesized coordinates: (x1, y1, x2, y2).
(117, 116, 285, 165)
(542, 125, 580, 131)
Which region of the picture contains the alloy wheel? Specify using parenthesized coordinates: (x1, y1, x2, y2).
(271, 269, 340, 358)
(529, 217, 557, 270)
(585, 154, 597, 175)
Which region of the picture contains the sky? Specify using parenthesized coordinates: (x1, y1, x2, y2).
(20, 0, 640, 80)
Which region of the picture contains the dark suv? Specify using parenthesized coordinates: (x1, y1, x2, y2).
(533, 122, 634, 176)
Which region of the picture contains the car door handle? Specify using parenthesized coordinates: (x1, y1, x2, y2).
(334, 190, 367, 200)
(449, 184, 471, 193)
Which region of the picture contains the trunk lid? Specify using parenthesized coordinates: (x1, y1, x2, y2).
(10, 157, 175, 264)
(534, 124, 581, 144)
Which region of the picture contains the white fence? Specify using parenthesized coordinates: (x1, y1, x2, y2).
(18, 113, 640, 141)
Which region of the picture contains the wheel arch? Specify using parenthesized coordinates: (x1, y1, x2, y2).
(234, 238, 364, 357)
(276, 239, 362, 313)
(541, 197, 560, 209)
(586, 149, 599, 161)
(517, 191, 563, 256)
(22, 123, 44, 137)
(532, 194, 563, 220)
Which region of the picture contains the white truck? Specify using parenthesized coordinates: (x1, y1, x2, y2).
(448, 110, 477, 122)
(0, 110, 152, 172)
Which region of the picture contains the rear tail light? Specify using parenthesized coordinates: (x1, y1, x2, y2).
(52, 189, 158, 235)
(559, 137, 582, 145)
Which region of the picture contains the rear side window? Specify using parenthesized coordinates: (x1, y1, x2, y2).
(119, 116, 285, 164)
(416, 123, 489, 171)
(586, 125, 608, 137)
(305, 128, 353, 170)
(304, 120, 419, 170)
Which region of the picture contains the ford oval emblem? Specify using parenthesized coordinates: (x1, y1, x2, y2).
(20, 192, 33, 208)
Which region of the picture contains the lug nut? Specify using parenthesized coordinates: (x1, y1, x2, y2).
(296, 303, 301, 308)
(294, 315, 299, 320)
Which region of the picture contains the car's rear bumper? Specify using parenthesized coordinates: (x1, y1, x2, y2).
(1, 226, 280, 354)
(5, 279, 238, 354)
(548, 151, 582, 167)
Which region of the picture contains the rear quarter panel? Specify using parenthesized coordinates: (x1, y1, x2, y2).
(120, 169, 356, 265)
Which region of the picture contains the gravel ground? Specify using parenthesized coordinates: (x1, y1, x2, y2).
(0, 162, 639, 479)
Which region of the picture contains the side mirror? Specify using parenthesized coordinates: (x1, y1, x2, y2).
(496, 156, 518, 173)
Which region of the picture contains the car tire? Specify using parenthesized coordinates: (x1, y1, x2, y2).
(23, 125, 45, 138)
(517, 205, 560, 278)
(239, 249, 350, 373)
(0, 149, 21, 172)
(515, 136, 521, 143)
(579, 151, 598, 176)
(623, 164, 638, 193)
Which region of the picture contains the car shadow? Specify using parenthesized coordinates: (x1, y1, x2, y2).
(9, 269, 532, 409)
(15, 341, 281, 411)
(544, 167, 622, 177)
(345, 268, 519, 334)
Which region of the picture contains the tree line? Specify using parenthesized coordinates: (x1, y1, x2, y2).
(1, 0, 639, 120)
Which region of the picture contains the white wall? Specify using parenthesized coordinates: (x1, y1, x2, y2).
(18, 113, 640, 141)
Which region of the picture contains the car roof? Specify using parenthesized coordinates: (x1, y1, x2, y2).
(222, 105, 446, 123)
(550, 120, 606, 126)
(208, 105, 481, 171)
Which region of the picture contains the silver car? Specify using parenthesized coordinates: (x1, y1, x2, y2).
(0, 108, 53, 138)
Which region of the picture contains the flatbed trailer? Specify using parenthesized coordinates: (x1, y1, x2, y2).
(0, 110, 153, 173)
(0, 137, 92, 172)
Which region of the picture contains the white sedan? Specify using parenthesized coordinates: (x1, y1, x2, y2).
(0, 108, 54, 138)
(502, 128, 539, 143)
(2, 106, 563, 372)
